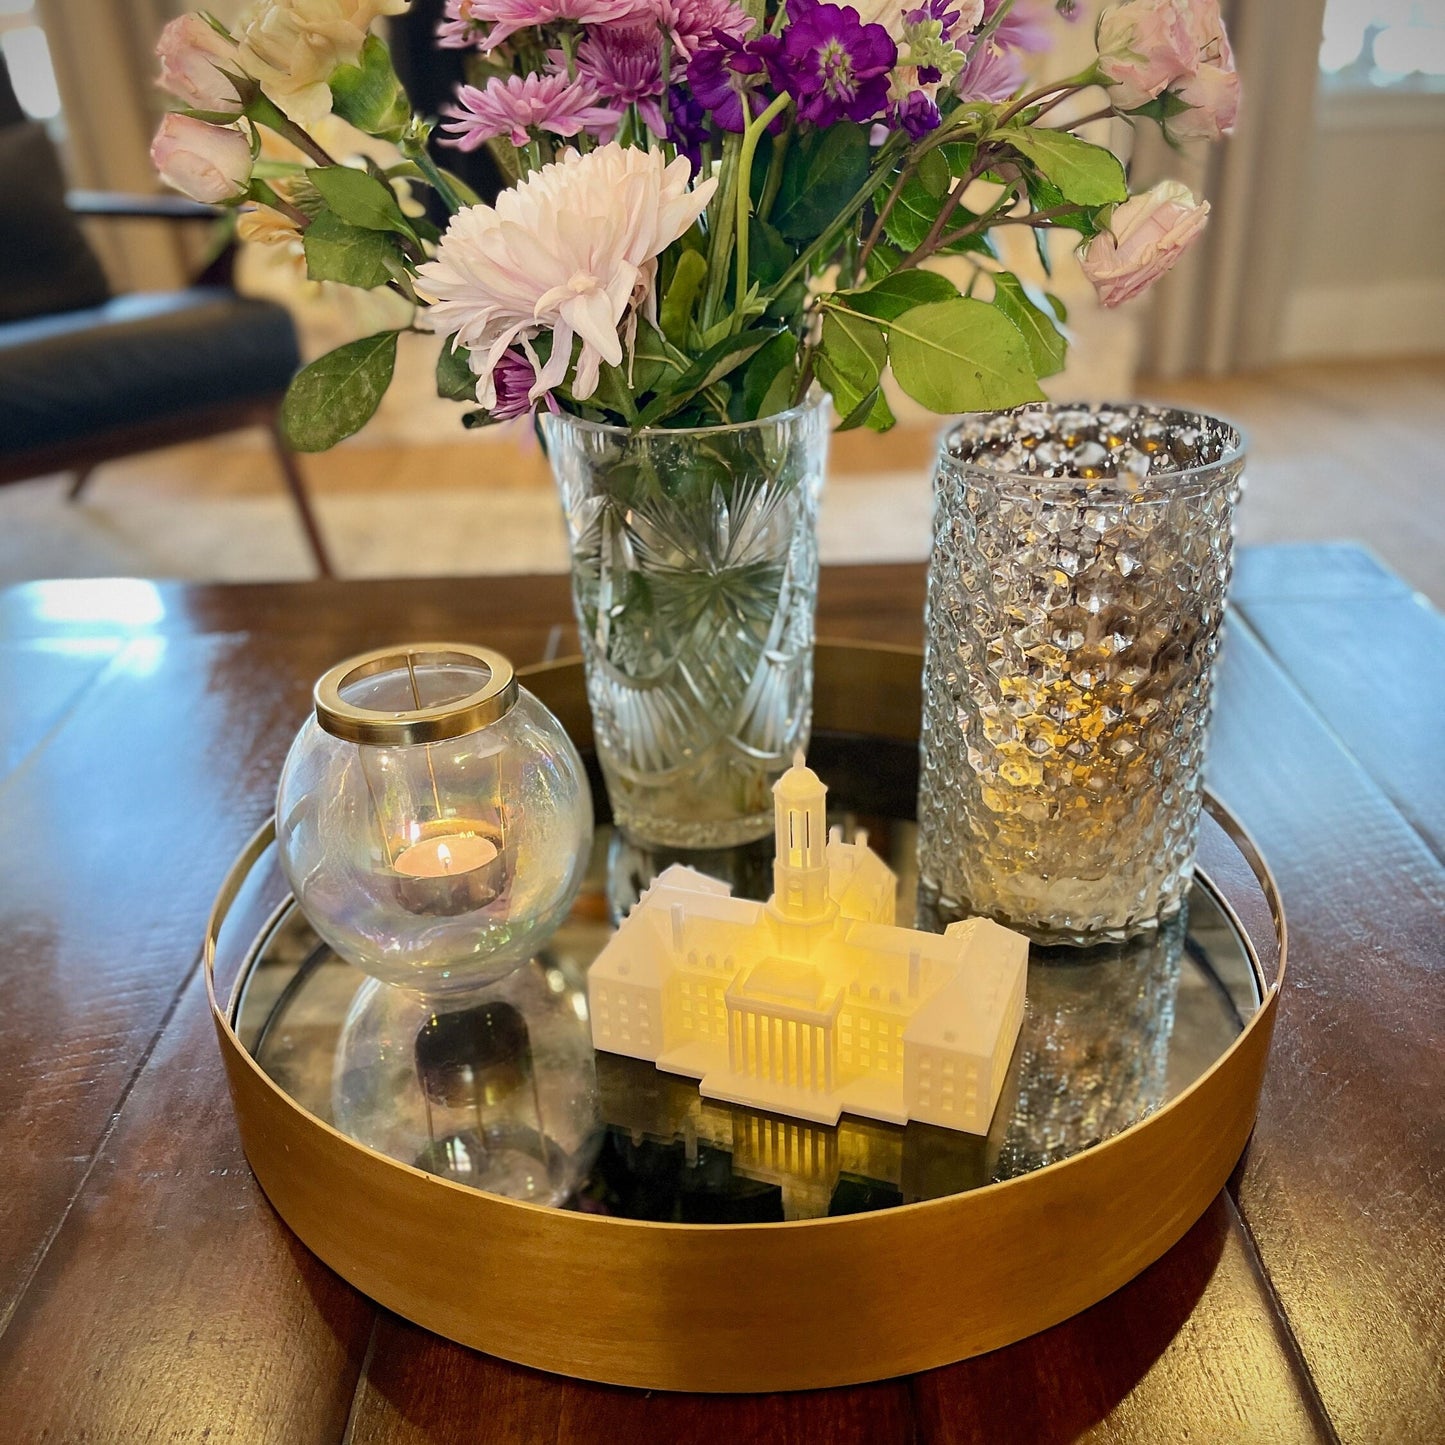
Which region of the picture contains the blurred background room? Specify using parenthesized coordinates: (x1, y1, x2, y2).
(1, 0, 1441, 601)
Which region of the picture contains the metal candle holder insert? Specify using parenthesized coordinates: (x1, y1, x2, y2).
(313, 644, 516, 918)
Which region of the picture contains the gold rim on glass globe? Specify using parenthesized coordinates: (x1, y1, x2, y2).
(313, 643, 518, 746)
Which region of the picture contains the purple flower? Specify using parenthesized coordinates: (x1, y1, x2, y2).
(491, 349, 544, 420)
(773, 0, 898, 127)
(665, 84, 711, 169)
(895, 88, 941, 137)
(565, 24, 668, 135)
(686, 33, 772, 132)
(954, 35, 1025, 99)
(441, 73, 621, 150)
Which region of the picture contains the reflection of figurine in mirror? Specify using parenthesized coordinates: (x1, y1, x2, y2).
(583, 1053, 992, 1221)
(605, 829, 775, 925)
(332, 958, 602, 1204)
(589, 754, 1028, 1136)
(992, 911, 1187, 1179)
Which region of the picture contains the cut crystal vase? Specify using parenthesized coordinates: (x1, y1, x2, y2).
(918, 403, 1245, 944)
(542, 397, 828, 848)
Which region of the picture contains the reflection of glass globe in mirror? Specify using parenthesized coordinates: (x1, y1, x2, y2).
(332, 962, 602, 1205)
(276, 652, 593, 993)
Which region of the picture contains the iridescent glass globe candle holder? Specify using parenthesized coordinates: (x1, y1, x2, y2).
(276, 643, 598, 1200)
(917, 404, 1245, 945)
(276, 643, 593, 993)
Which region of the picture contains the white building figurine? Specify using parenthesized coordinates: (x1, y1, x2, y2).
(588, 754, 1029, 1136)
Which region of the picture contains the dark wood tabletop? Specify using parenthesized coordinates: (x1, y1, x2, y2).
(0, 542, 1440, 1445)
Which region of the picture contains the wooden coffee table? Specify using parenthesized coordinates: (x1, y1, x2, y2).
(0, 543, 1440, 1443)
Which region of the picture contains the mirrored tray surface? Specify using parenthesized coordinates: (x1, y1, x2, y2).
(232, 733, 1265, 1226)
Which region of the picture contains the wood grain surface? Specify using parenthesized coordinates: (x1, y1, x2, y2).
(0, 543, 1439, 1442)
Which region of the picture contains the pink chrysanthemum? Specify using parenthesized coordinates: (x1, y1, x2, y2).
(462, 0, 652, 52)
(642, 0, 754, 59)
(436, 0, 487, 48)
(441, 72, 620, 149)
(415, 143, 717, 406)
(954, 35, 1024, 100)
(559, 25, 668, 135)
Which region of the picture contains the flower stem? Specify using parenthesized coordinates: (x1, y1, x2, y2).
(734, 93, 792, 332)
(702, 132, 742, 329)
(254, 101, 338, 169)
(856, 159, 915, 279)
(405, 140, 465, 214)
(995, 67, 1101, 128)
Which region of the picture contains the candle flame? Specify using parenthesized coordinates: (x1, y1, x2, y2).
(437, 841, 453, 873)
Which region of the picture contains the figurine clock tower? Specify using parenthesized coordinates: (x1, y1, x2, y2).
(768, 752, 837, 954)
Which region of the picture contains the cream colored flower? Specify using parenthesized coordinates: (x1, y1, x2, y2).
(238, 203, 303, 246)
(414, 144, 717, 408)
(235, 0, 410, 127)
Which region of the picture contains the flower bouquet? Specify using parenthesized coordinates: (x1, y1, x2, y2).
(152, 0, 1237, 844)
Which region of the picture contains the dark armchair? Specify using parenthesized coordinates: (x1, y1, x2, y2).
(0, 66, 333, 576)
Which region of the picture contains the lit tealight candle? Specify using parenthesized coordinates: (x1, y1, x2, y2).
(393, 830, 501, 916)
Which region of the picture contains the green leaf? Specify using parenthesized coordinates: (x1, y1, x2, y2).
(628, 319, 678, 397)
(436, 340, 477, 402)
(635, 329, 778, 425)
(742, 329, 798, 419)
(916, 147, 951, 199)
(1006, 127, 1127, 207)
(815, 309, 886, 422)
(308, 165, 413, 236)
(836, 385, 896, 432)
(303, 210, 401, 289)
(748, 216, 795, 289)
(1024, 169, 1102, 240)
(881, 175, 995, 257)
(660, 248, 708, 346)
(938, 140, 978, 178)
(770, 122, 872, 243)
(281, 331, 399, 451)
(329, 34, 409, 140)
(991, 272, 1067, 379)
(837, 269, 959, 322)
(887, 298, 1044, 414)
(863, 241, 903, 284)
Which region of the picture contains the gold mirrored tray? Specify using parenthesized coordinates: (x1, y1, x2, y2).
(206, 644, 1285, 1392)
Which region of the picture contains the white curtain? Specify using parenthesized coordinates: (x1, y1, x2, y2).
(1134, 0, 1328, 377)
(38, 0, 193, 292)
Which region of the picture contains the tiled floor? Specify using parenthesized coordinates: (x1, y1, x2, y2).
(2, 353, 1441, 604)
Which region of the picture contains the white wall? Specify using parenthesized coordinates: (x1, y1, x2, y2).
(1282, 90, 1445, 360)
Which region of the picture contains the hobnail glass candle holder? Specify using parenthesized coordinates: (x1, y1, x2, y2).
(917, 403, 1245, 944)
(276, 643, 593, 993)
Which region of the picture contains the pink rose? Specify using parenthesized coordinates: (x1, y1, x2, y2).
(1097, 0, 1240, 139)
(155, 14, 243, 115)
(1167, 4, 1239, 139)
(150, 114, 253, 203)
(1079, 180, 1209, 308)
(1095, 0, 1195, 112)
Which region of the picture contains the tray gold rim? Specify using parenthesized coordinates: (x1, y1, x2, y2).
(206, 642, 1286, 1393)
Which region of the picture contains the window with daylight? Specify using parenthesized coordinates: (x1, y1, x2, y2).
(0, 0, 61, 124)
(1320, 0, 1445, 93)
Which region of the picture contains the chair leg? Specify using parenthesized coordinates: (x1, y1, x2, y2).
(267, 419, 334, 578)
(67, 464, 98, 501)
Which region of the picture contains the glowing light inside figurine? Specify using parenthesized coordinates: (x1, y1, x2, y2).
(588, 754, 1029, 1136)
